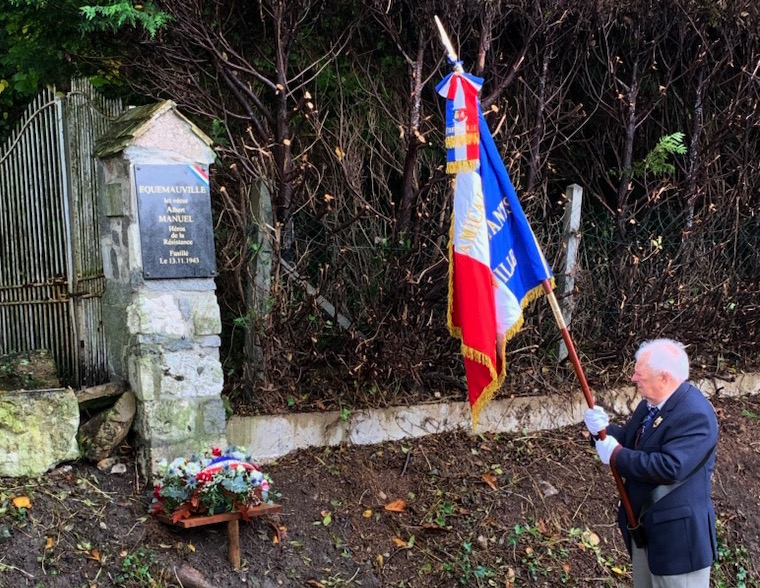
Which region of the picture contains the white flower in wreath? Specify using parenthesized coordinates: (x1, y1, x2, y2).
(184, 461, 201, 476)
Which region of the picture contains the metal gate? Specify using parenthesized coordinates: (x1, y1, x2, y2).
(0, 79, 124, 388)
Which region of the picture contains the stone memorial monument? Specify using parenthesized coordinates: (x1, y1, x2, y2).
(94, 101, 226, 477)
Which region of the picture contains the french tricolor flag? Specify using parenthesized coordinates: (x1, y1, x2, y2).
(437, 69, 554, 427)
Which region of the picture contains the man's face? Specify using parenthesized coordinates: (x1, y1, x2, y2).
(631, 354, 665, 404)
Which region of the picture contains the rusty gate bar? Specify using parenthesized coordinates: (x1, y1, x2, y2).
(0, 80, 124, 388)
(66, 79, 124, 385)
(0, 88, 73, 381)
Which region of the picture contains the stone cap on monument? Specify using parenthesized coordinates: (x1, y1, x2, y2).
(94, 100, 215, 164)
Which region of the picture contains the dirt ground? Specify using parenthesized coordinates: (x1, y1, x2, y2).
(1, 392, 759, 588)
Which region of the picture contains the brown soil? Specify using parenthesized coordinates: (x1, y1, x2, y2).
(1, 393, 759, 588)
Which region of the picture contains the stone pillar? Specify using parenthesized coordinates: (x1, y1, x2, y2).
(93, 101, 226, 477)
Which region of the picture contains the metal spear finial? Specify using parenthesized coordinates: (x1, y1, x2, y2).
(434, 15, 463, 72)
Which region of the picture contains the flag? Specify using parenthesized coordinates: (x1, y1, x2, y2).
(436, 67, 554, 427)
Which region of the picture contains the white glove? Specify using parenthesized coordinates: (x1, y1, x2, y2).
(584, 406, 610, 435)
(595, 436, 620, 465)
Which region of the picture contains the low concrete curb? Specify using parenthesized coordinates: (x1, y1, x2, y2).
(227, 372, 760, 462)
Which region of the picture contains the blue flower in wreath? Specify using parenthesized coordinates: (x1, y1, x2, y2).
(162, 485, 190, 501)
(222, 475, 249, 494)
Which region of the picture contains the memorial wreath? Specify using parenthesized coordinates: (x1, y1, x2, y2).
(150, 446, 272, 523)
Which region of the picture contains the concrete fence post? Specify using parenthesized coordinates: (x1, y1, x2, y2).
(558, 184, 583, 362)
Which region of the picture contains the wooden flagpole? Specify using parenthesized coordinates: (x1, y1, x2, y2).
(432, 13, 638, 532)
(540, 279, 638, 529)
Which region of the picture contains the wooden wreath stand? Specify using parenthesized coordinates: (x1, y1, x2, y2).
(156, 503, 283, 569)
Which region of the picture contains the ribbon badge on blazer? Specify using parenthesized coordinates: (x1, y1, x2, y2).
(652, 415, 664, 429)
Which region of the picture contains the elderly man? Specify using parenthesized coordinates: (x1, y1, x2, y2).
(585, 338, 718, 588)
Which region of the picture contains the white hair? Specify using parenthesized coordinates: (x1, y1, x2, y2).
(635, 338, 690, 382)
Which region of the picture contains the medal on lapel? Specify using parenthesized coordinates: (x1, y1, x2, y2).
(652, 415, 663, 428)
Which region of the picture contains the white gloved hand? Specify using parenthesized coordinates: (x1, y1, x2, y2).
(595, 436, 620, 465)
(584, 406, 610, 435)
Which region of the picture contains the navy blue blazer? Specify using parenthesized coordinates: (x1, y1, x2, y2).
(607, 381, 718, 576)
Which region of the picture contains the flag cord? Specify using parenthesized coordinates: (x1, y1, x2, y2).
(540, 279, 638, 530)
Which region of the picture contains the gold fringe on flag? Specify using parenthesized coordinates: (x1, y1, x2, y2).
(446, 160, 478, 174)
(445, 132, 479, 149)
(469, 331, 510, 429)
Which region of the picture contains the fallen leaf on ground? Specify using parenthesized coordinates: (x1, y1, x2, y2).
(12, 496, 31, 509)
(482, 473, 498, 491)
(582, 529, 600, 546)
(537, 518, 549, 535)
(267, 519, 287, 543)
(392, 536, 408, 548)
(384, 499, 406, 512)
(612, 566, 627, 575)
(97, 457, 117, 471)
(87, 549, 102, 562)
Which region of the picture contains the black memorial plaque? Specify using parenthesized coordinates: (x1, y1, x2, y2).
(134, 164, 217, 279)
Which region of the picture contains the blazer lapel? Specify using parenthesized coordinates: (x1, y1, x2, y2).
(639, 381, 689, 446)
(628, 402, 648, 446)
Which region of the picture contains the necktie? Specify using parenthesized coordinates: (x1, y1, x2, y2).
(635, 405, 659, 447)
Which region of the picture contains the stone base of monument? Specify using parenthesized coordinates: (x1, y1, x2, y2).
(155, 503, 283, 569)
